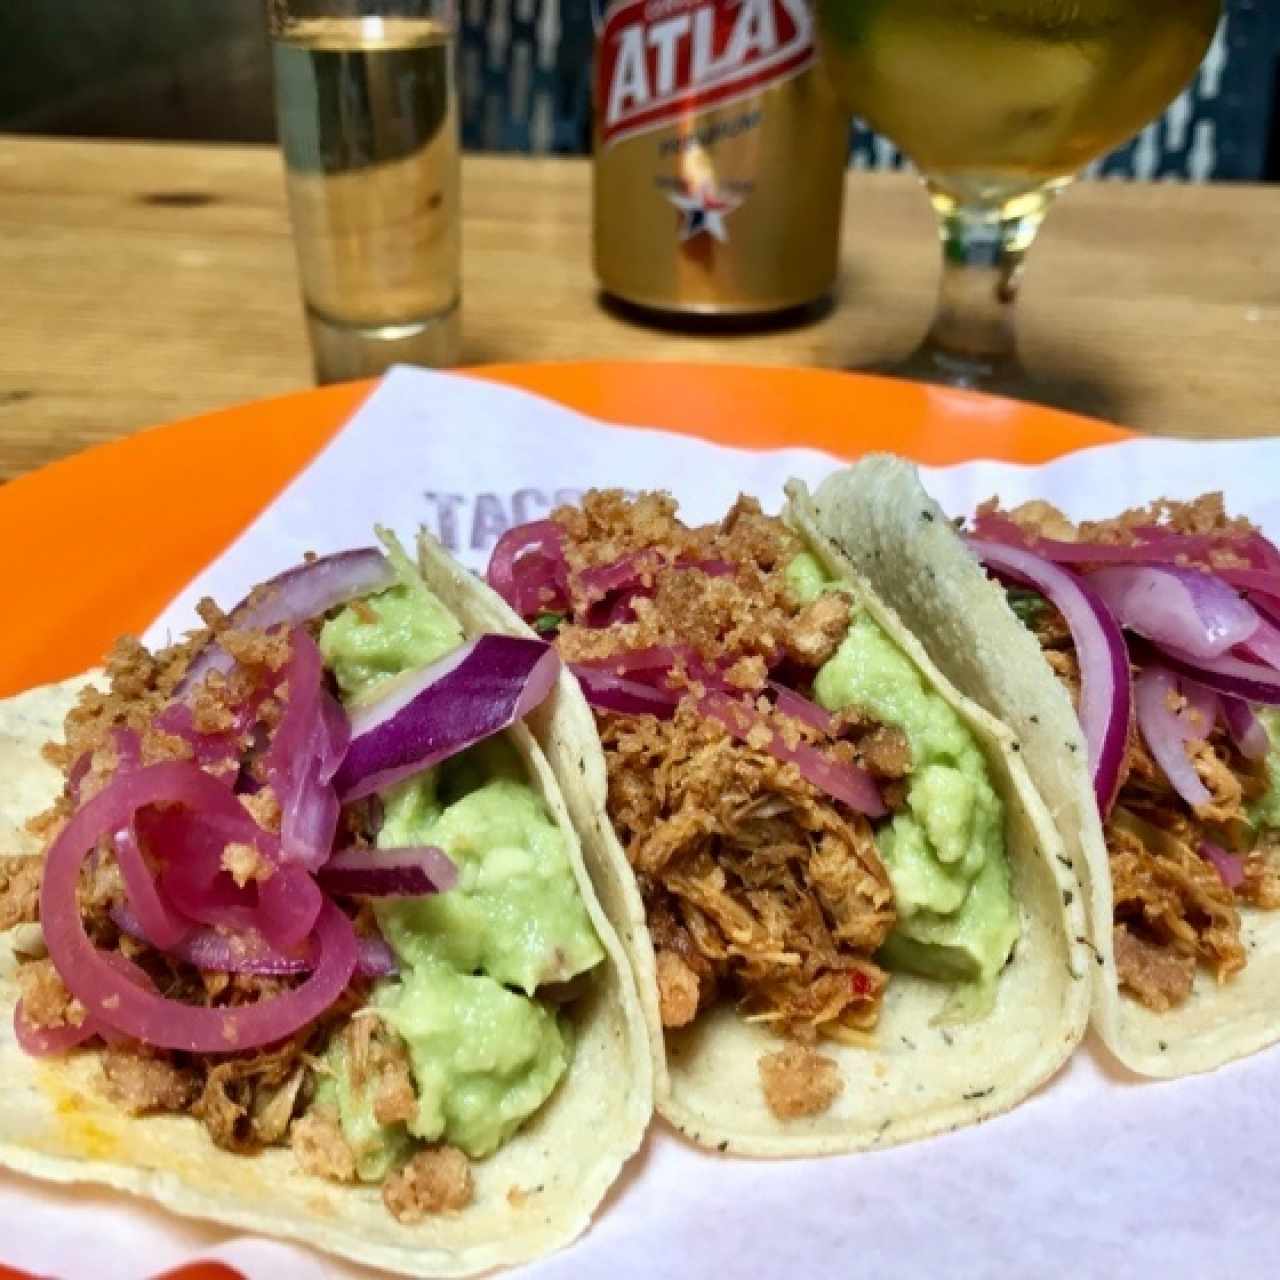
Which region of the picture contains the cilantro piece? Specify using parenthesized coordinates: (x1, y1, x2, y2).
(1006, 587, 1047, 628)
(532, 612, 566, 634)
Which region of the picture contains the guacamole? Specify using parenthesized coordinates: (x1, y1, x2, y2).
(791, 552, 1019, 1002)
(1249, 708, 1280, 831)
(316, 537, 602, 1172)
(319, 532, 464, 704)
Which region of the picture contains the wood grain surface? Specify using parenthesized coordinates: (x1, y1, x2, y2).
(0, 133, 1277, 481)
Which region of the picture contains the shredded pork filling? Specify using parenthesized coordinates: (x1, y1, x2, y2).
(550, 492, 910, 1113)
(990, 495, 1280, 1011)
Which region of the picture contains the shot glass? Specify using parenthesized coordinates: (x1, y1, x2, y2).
(267, 0, 461, 382)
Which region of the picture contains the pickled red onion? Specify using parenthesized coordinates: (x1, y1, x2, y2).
(265, 628, 349, 868)
(40, 761, 358, 1052)
(1200, 840, 1245, 890)
(335, 635, 560, 801)
(769, 682, 836, 735)
(317, 845, 456, 898)
(699, 691, 885, 817)
(177, 548, 394, 696)
(970, 538, 1132, 814)
(1087, 565, 1259, 660)
(487, 520, 569, 617)
(41, 762, 358, 1051)
(1221, 696, 1270, 761)
(1133, 667, 1213, 810)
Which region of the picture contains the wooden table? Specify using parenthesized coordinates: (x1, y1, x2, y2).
(1, 133, 1277, 482)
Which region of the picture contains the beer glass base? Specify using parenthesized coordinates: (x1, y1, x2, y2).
(305, 303, 461, 384)
(859, 343, 1120, 421)
(888, 342, 1027, 395)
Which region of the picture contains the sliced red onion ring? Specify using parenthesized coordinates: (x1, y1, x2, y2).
(680, 558, 735, 577)
(577, 554, 734, 627)
(356, 934, 400, 978)
(13, 949, 151, 1055)
(1220, 568, 1280, 598)
(317, 845, 456, 898)
(13, 1003, 100, 1056)
(970, 538, 1132, 815)
(256, 864, 325, 951)
(1237, 616, 1280, 672)
(138, 796, 320, 951)
(152, 702, 240, 770)
(1134, 666, 1213, 809)
(1221, 696, 1270, 761)
(111, 901, 399, 979)
(1200, 840, 1245, 890)
(971, 515, 1218, 567)
(700, 691, 885, 818)
(586, 584, 653, 628)
(144, 806, 278, 941)
(265, 628, 350, 868)
(578, 552, 656, 602)
(67, 752, 91, 805)
(569, 644, 730, 716)
(41, 762, 356, 1053)
(487, 521, 569, 617)
(769, 682, 836, 734)
(1241, 531, 1280, 572)
(1249, 591, 1280, 629)
(177, 548, 394, 696)
(335, 635, 560, 801)
(575, 645, 699, 682)
(570, 663, 679, 717)
(114, 823, 192, 950)
(113, 727, 141, 772)
(1086, 565, 1259, 660)
(110, 900, 311, 975)
(1156, 646, 1280, 706)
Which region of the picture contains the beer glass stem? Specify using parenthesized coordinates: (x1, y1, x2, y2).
(914, 191, 1054, 390)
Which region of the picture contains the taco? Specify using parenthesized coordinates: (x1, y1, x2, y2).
(436, 488, 1091, 1156)
(0, 532, 652, 1276)
(808, 455, 1280, 1078)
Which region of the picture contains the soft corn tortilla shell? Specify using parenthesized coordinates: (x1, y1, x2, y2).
(0, 659, 652, 1275)
(810, 454, 1280, 1079)
(420, 515, 1090, 1156)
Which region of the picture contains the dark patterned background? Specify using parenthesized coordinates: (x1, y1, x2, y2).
(2, 0, 1276, 180)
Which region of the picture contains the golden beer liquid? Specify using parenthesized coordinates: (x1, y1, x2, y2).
(272, 18, 460, 331)
(817, 0, 1220, 207)
(593, 64, 850, 315)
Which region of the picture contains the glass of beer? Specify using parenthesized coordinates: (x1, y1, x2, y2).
(815, 0, 1222, 394)
(267, 0, 460, 383)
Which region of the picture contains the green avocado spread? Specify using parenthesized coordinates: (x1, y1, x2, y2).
(789, 552, 1019, 1010)
(316, 534, 602, 1173)
(1248, 708, 1280, 831)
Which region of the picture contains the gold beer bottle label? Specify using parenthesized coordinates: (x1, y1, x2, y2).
(592, 0, 849, 317)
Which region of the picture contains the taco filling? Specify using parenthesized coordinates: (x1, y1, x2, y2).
(3, 533, 605, 1221)
(488, 491, 1020, 1119)
(969, 494, 1280, 1012)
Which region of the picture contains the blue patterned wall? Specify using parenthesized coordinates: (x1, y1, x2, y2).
(460, 0, 1279, 179)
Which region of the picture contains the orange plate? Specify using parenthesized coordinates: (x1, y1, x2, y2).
(0, 360, 1129, 1279)
(2, 362, 1127, 701)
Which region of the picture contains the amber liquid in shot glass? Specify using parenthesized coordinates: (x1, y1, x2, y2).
(270, 10, 460, 381)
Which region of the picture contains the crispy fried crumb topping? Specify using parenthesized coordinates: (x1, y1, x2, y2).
(382, 1146, 474, 1222)
(758, 1045, 844, 1119)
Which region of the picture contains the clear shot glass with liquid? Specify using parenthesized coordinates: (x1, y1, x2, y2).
(267, 0, 461, 382)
